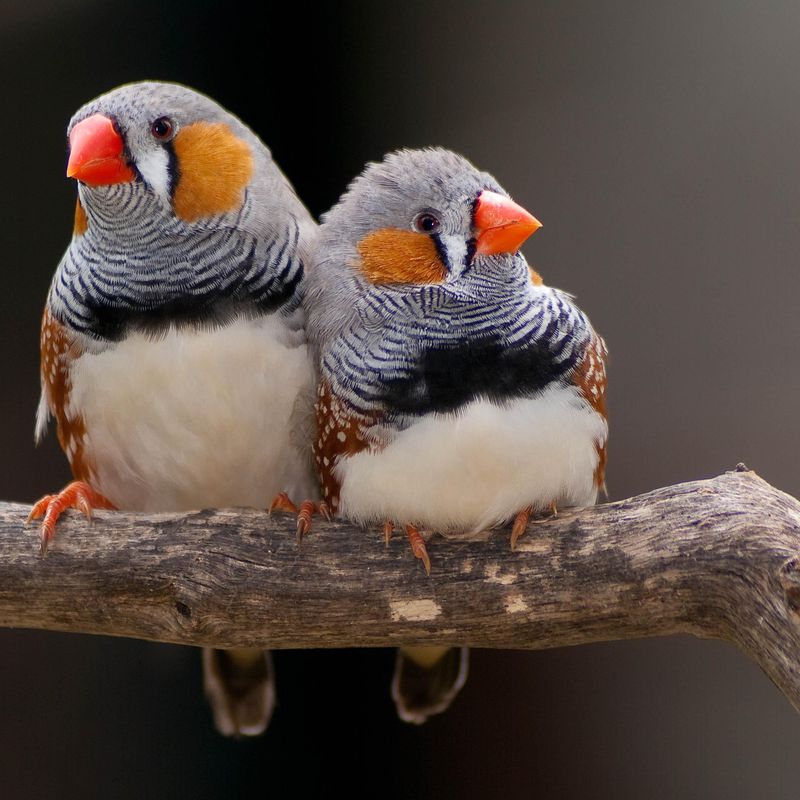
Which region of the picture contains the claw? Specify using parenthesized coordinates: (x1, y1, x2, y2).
(27, 481, 115, 556)
(406, 524, 431, 576)
(27, 495, 55, 525)
(271, 492, 329, 544)
(511, 501, 558, 550)
(510, 505, 532, 550)
(296, 500, 316, 544)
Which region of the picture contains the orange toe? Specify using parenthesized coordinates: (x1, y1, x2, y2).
(28, 481, 115, 556)
(510, 505, 532, 550)
(269, 491, 298, 515)
(511, 501, 558, 550)
(270, 493, 329, 544)
(383, 520, 394, 547)
(405, 524, 431, 576)
(296, 500, 316, 543)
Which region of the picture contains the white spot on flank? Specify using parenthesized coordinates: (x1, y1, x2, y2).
(337, 431, 346, 442)
(390, 599, 442, 622)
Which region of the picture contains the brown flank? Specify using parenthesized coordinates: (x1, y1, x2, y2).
(571, 332, 609, 492)
(313, 381, 382, 512)
(40, 309, 92, 482)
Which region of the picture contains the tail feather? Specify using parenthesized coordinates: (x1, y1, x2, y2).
(391, 645, 469, 724)
(202, 647, 275, 737)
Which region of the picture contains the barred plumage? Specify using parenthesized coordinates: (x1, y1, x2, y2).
(51, 171, 306, 340)
(320, 262, 594, 425)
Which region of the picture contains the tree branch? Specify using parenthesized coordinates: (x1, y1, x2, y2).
(3, 467, 800, 712)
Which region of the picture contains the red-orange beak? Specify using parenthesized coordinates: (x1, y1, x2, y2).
(474, 190, 541, 255)
(66, 114, 135, 185)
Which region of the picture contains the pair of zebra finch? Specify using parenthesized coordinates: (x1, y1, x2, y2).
(29, 81, 608, 735)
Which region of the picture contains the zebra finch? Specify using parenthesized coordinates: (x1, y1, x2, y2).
(30, 81, 319, 737)
(302, 147, 608, 723)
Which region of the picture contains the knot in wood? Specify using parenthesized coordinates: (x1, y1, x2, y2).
(779, 557, 800, 615)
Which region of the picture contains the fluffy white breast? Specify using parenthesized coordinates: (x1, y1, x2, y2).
(336, 385, 607, 532)
(67, 316, 316, 511)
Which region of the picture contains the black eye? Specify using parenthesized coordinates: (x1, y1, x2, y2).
(150, 117, 174, 141)
(413, 211, 441, 234)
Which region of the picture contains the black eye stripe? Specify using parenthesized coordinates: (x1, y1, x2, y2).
(431, 232, 451, 272)
(164, 140, 180, 198)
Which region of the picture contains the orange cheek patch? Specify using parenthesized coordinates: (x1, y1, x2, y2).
(172, 122, 254, 222)
(357, 228, 447, 284)
(73, 198, 88, 236)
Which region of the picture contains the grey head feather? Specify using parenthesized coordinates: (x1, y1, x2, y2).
(70, 80, 314, 245)
(319, 147, 504, 244)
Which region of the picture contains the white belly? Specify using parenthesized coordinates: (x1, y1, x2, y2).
(336, 385, 607, 532)
(68, 316, 317, 511)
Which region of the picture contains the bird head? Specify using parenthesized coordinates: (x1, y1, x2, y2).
(318, 148, 541, 287)
(65, 81, 274, 230)
(55, 82, 314, 342)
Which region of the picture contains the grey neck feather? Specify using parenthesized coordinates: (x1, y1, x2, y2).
(50, 181, 306, 342)
(308, 251, 592, 426)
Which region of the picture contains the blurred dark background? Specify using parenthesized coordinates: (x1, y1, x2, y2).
(2, 1, 800, 797)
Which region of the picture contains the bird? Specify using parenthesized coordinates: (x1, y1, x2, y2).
(303, 147, 608, 723)
(28, 80, 318, 737)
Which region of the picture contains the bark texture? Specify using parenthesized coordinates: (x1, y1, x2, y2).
(3, 468, 800, 710)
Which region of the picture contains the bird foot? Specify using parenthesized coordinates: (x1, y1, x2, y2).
(405, 524, 431, 576)
(268, 493, 331, 544)
(384, 521, 432, 574)
(269, 491, 298, 515)
(27, 480, 115, 556)
(510, 501, 558, 550)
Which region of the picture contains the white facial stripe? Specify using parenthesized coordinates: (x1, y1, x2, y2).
(135, 147, 171, 204)
(439, 233, 469, 277)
